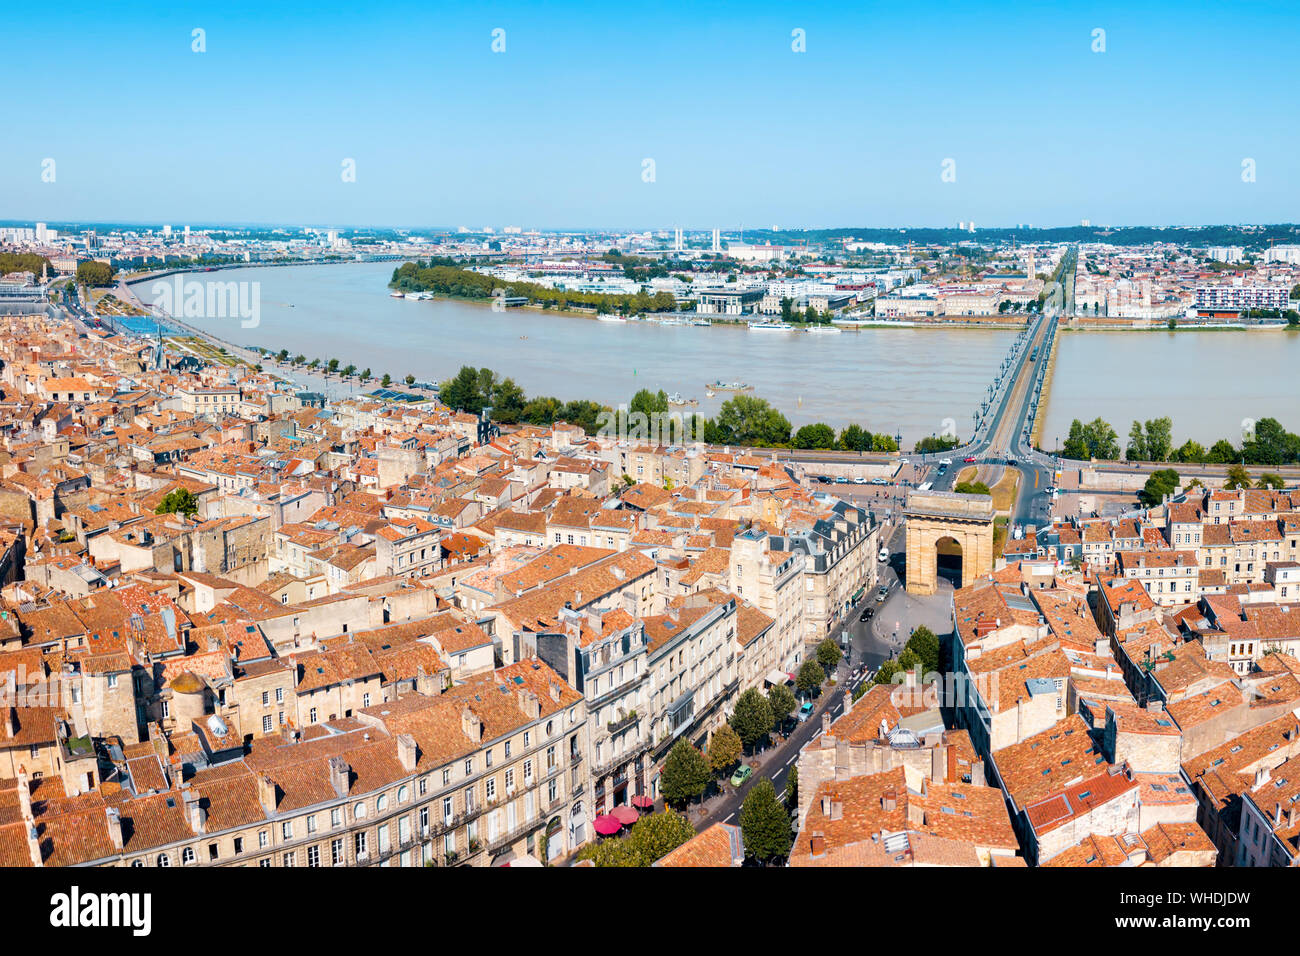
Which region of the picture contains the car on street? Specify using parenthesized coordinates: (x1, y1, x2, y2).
(853, 476, 867, 484)
(876, 585, 889, 603)
(859, 606, 875, 622)
(834, 476, 849, 484)
(797, 701, 814, 722)
(1006, 456, 1018, 465)
(730, 764, 753, 787)
(871, 477, 887, 485)
(940, 458, 953, 466)
(878, 547, 889, 562)
(964, 456, 977, 463)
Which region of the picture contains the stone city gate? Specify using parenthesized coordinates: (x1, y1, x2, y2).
(904, 490, 995, 595)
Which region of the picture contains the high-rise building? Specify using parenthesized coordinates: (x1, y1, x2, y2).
(711, 228, 720, 253)
(34, 222, 48, 243)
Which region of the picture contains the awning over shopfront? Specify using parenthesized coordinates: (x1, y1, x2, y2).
(765, 669, 792, 686)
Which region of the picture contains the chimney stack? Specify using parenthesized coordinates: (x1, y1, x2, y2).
(461, 707, 483, 742)
(881, 787, 897, 812)
(971, 758, 985, 785)
(829, 793, 843, 822)
(328, 757, 350, 798)
(183, 788, 206, 834)
(106, 807, 124, 850)
(809, 832, 826, 858)
(397, 733, 418, 772)
(931, 743, 949, 784)
(821, 711, 832, 736)
(842, 689, 853, 718)
(256, 774, 278, 814)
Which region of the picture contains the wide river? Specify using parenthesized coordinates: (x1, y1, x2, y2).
(132, 262, 1299, 446)
(133, 261, 1014, 443)
(1041, 329, 1300, 448)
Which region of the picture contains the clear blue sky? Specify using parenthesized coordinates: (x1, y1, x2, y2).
(3, 0, 1298, 230)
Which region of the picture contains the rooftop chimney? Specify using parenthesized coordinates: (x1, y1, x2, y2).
(842, 689, 853, 718)
(397, 733, 418, 773)
(183, 788, 206, 834)
(881, 787, 898, 812)
(821, 711, 832, 735)
(970, 758, 985, 786)
(931, 743, 949, 784)
(328, 756, 350, 798)
(106, 807, 124, 850)
(809, 832, 826, 858)
(829, 793, 843, 822)
(256, 774, 278, 814)
(461, 707, 483, 743)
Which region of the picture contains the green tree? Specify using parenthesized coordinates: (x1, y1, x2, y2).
(1257, 472, 1285, 489)
(729, 688, 773, 750)
(793, 423, 837, 450)
(904, 625, 941, 675)
(623, 810, 696, 866)
(767, 683, 797, 729)
(785, 765, 799, 812)
(870, 659, 901, 688)
(954, 481, 991, 496)
(1206, 439, 1238, 463)
(660, 740, 710, 807)
(405, 374, 416, 386)
(1242, 417, 1300, 466)
(816, 638, 842, 672)
(155, 487, 199, 518)
(380, 373, 392, 387)
(710, 395, 792, 447)
(1126, 421, 1148, 462)
(707, 724, 743, 773)
(796, 660, 825, 696)
(739, 778, 793, 864)
(1224, 463, 1252, 490)
(293, 354, 306, 365)
(76, 261, 116, 286)
(276, 349, 289, 362)
(359, 368, 370, 380)
(327, 358, 340, 373)
(839, 424, 872, 452)
(1138, 468, 1179, 507)
(1175, 439, 1206, 463)
(1144, 417, 1173, 463)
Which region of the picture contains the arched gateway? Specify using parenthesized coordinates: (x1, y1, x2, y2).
(904, 490, 995, 595)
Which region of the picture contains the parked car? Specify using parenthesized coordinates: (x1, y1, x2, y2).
(871, 477, 888, 485)
(879, 548, 890, 562)
(730, 764, 753, 787)
(797, 701, 815, 722)
(853, 476, 868, 484)
(876, 586, 889, 603)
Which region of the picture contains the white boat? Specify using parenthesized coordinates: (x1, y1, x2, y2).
(806, 325, 841, 334)
(598, 314, 627, 322)
(749, 322, 794, 331)
(666, 392, 698, 407)
(692, 319, 711, 327)
(389, 291, 405, 298)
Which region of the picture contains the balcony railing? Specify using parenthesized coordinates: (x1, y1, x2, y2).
(606, 711, 639, 735)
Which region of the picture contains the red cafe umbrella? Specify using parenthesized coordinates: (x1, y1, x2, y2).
(611, 804, 639, 825)
(630, 794, 654, 810)
(593, 814, 623, 836)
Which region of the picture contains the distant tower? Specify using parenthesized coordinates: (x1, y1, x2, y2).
(674, 227, 683, 253)
(1026, 253, 1035, 277)
(711, 228, 720, 253)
